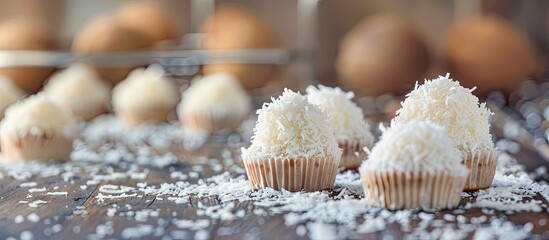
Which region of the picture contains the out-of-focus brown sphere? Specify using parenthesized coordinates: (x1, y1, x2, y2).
(0, 17, 55, 93)
(72, 15, 153, 85)
(201, 6, 280, 90)
(116, 1, 180, 44)
(445, 15, 538, 95)
(336, 13, 430, 96)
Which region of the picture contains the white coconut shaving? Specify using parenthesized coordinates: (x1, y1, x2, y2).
(137, 152, 547, 240)
(178, 72, 251, 117)
(0, 96, 546, 239)
(71, 116, 205, 167)
(306, 85, 374, 142)
(0, 94, 77, 138)
(394, 73, 494, 153)
(112, 65, 178, 111)
(0, 76, 23, 118)
(43, 64, 109, 109)
(0, 129, 546, 239)
(361, 120, 466, 173)
(241, 89, 341, 161)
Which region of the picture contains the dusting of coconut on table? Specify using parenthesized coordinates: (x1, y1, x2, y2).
(0, 113, 547, 240)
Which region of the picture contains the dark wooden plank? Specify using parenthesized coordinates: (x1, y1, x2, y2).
(42, 141, 229, 239)
(0, 106, 547, 239)
(0, 172, 99, 239)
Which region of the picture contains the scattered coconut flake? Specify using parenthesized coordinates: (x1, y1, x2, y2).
(0, 105, 546, 240)
(20, 231, 33, 240)
(99, 185, 136, 194)
(46, 191, 68, 196)
(93, 221, 115, 238)
(26, 213, 40, 223)
(28, 200, 47, 208)
(134, 209, 160, 222)
(96, 193, 138, 201)
(20, 182, 37, 188)
(51, 224, 62, 233)
(14, 215, 24, 223)
(121, 224, 156, 239)
(28, 187, 46, 193)
(194, 229, 210, 240)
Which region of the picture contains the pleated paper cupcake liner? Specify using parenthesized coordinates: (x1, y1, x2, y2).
(360, 168, 468, 210)
(462, 149, 499, 191)
(117, 106, 172, 129)
(1, 130, 73, 163)
(181, 110, 246, 134)
(338, 138, 372, 169)
(243, 156, 340, 192)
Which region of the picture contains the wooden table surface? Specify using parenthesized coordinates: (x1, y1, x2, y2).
(0, 108, 548, 240)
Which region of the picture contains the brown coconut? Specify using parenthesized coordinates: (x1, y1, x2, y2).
(201, 6, 280, 89)
(445, 15, 539, 95)
(336, 13, 430, 96)
(0, 17, 55, 93)
(116, 1, 180, 44)
(72, 15, 153, 85)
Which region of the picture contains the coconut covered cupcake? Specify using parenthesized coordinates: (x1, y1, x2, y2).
(178, 73, 251, 134)
(360, 120, 468, 210)
(241, 89, 342, 191)
(0, 94, 77, 163)
(112, 65, 178, 128)
(44, 64, 110, 121)
(306, 85, 374, 169)
(393, 74, 497, 190)
(0, 76, 23, 119)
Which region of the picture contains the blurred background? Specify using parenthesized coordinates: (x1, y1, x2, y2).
(0, 0, 548, 97)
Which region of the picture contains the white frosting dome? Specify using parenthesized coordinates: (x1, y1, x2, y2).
(306, 85, 373, 142)
(393, 73, 494, 153)
(113, 65, 178, 110)
(0, 94, 77, 138)
(44, 64, 109, 106)
(178, 72, 251, 116)
(0, 76, 23, 117)
(241, 89, 341, 161)
(361, 120, 466, 174)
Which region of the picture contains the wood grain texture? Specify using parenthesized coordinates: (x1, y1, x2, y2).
(0, 109, 547, 239)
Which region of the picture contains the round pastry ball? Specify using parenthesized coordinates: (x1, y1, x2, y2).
(116, 1, 180, 44)
(112, 65, 178, 128)
(201, 6, 280, 89)
(445, 15, 538, 95)
(72, 15, 153, 85)
(0, 17, 55, 93)
(336, 13, 430, 96)
(43, 64, 110, 121)
(178, 73, 252, 134)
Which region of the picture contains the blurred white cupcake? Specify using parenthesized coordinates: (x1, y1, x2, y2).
(43, 64, 110, 121)
(0, 76, 23, 119)
(0, 94, 77, 163)
(178, 72, 251, 134)
(307, 85, 374, 169)
(112, 65, 178, 128)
